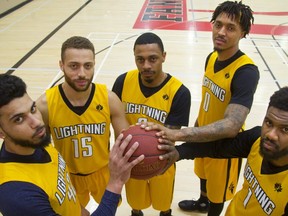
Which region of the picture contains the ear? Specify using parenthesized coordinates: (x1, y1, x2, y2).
(162, 51, 167, 63)
(0, 127, 5, 139)
(241, 31, 245, 39)
(59, 60, 64, 71)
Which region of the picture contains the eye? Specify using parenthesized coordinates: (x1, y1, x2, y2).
(264, 119, 272, 127)
(227, 26, 235, 32)
(136, 58, 144, 64)
(214, 22, 221, 29)
(85, 63, 93, 70)
(14, 116, 24, 123)
(282, 127, 288, 133)
(31, 104, 37, 113)
(149, 56, 157, 63)
(69, 63, 78, 69)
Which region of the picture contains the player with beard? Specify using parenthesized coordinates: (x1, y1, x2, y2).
(36, 36, 130, 211)
(112, 32, 191, 216)
(0, 74, 145, 216)
(146, 86, 288, 215)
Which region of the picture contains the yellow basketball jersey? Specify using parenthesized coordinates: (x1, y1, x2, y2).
(46, 83, 111, 174)
(122, 69, 182, 125)
(0, 144, 81, 215)
(198, 51, 255, 126)
(226, 138, 288, 215)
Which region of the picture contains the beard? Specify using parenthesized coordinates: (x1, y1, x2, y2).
(259, 137, 288, 160)
(214, 47, 223, 53)
(5, 126, 51, 149)
(64, 73, 92, 92)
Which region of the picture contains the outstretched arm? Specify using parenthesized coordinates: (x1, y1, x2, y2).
(142, 103, 249, 143)
(91, 133, 144, 216)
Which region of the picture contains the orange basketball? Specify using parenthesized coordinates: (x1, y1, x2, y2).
(121, 125, 168, 180)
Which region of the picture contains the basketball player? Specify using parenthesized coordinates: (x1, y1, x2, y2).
(0, 74, 144, 216)
(156, 86, 288, 215)
(140, 2, 259, 215)
(112, 32, 191, 216)
(36, 36, 130, 209)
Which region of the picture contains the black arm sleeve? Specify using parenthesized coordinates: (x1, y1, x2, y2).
(0, 182, 59, 216)
(230, 64, 259, 109)
(165, 84, 191, 127)
(176, 126, 261, 160)
(91, 190, 121, 216)
(112, 73, 127, 100)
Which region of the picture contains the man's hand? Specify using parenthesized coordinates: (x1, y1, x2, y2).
(138, 122, 179, 142)
(106, 133, 145, 194)
(157, 137, 180, 174)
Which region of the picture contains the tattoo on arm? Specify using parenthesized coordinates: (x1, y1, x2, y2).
(180, 104, 249, 142)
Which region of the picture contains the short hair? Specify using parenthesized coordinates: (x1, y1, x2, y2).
(133, 32, 164, 53)
(268, 87, 288, 112)
(211, 1, 254, 37)
(0, 74, 27, 108)
(61, 36, 95, 61)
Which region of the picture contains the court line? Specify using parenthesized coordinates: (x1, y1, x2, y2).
(92, 33, 120, 82)
(0, 0, 50, 33)
(250, 37, 281, 89)
(5, 0, 93, 75)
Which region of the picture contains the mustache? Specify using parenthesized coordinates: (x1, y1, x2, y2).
(262, 137, 278, 147)
(32, 125, 46, 138)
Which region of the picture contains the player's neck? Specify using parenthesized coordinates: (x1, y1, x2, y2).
(142, 72, 167, 88)
(3, 141, 35, 155)
(62, 82, 92, 106)
(217, 46, 239, 61)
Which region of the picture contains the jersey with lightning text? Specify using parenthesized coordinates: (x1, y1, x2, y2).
(0, 144, 80, 215)
(198, 51, 255, 126)
(46, 84, 111, 174)
(122, 69, 182, 125)
(226, 138, 288, 215)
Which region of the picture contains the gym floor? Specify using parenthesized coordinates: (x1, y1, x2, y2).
(0, 0, 287, 215)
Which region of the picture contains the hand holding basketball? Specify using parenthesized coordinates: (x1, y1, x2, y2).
(121, 125, 168, 180)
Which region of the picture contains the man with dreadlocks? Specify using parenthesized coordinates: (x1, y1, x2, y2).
(138, 1, 260, 215)
(177, 1, 260, 214)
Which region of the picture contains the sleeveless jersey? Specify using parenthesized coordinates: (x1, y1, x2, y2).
(0, 144, 81, 215)
(198, 51, 255, 126)
(46, 84, 111, 174)
(122, 69, 182, 125)
(226, 138, 288, 215)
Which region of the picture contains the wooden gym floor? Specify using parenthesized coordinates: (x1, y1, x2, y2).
(0, 0, 287, 215)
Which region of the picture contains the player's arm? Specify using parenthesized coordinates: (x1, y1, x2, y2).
(146, 65, 259, 142)
(108, 90, 130, 138)
(0, 182, 59, 216)
(173, 103, 249, 142)
(158, 126, 261, 168)
(36, 93, 50, 133)
(143, 103, 249, 142)
(91, 133, 144, 216)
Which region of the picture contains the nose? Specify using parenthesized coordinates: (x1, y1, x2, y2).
(218, 26, 226, 36)
(266, 127, 278, 141)
(29, 113, 42, 129)
(78, 66, 86, 77)
(143, 60, 151, 69)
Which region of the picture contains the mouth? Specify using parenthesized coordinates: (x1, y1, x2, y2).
(76, 79, 88, 87)
(214, 37, 226, 46)
(262, 139, 277, 152)
(34, 126, 46, 138)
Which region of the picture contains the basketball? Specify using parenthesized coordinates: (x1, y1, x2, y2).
(121, 125, 168, 180)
